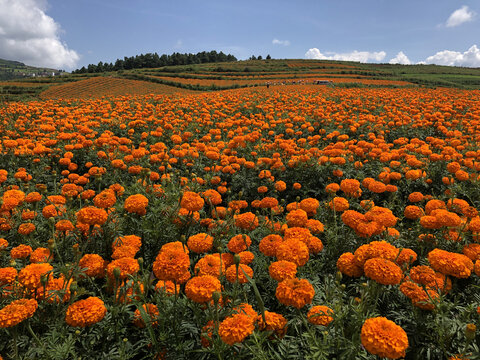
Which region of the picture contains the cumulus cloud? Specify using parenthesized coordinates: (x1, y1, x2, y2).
(424, 45, 480, 67)
(389, 51, 411, 65)
(305, 48, 386, 63)
(272, 38, 290, 46)
(446, 5, 475, 27)
(0, 0, 79, 69)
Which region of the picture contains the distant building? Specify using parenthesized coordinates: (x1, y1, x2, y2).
(314, 80, 332, 85)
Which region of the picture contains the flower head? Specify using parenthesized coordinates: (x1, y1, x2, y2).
(360, 317, 408, 359)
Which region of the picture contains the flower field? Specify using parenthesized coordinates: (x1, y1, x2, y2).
(0, 85, 480, 359)
(39, 77, 195, 100)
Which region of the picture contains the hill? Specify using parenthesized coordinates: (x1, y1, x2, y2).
(0, 58, 62, 81)
(1, 59, 480, 102)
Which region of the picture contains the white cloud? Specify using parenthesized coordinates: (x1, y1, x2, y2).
(424, 45, 480, 67)
(272, 38, 290, 46)
(0, 0, 79, 69)
(305, 48, 386, 63)
(389, 51, 411, 65)
(446, 5, 475, 27)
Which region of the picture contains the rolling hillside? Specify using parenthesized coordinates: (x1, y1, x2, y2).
(1, 59, 479, 102)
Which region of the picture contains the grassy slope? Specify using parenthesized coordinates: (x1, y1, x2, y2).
(0, 59, 479, 102)
(0, 58, 59, 80)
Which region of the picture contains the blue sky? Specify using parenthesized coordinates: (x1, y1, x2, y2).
(0, 0, 479, 69)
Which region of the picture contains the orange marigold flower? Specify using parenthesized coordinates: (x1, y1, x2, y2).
(361, 317, 408, 359)
(233, 303, 258, 319)
(299, 198, 320, 216)
(395, 248, 418, 266)
(25, 191, 42, 203)
(257, 311, 287, 338)
(55, 220, 75, 232)
(112, 235, 142, 252)
(155, 280, 180, 295)
(365, 207, 398, 228)
(17, 223, 35, 236)
(45, 195, 66, 205)
(79, 254, 106, 278)
(276, 239, 309, 267)
(225, 264, 253, 284)
(463, 243, 480, 261)
(269, 260, 297, 282)
(307, 305, 334, 326)
(365, 241, 398, 263)
(228, 200, 248, 211)
(0, 267, 17, 285)
(153, 247, 190, 283)
(234, 212, 259, 231)
(93, 189, 116, 208)
(325, 183, 340, 194)
(219, 313, 255, 345)
(468, 217, 480, 232)
(65, 297, 106, 327)
(0, 298, 38, 328)
(428, 248, 473, 278)
(259, 234, 283, 257)
(399, 281, 439, 310)
(286, 209, 308, 227)
(404, 205, 424, 220)
(238, 251, 255, 264)
(419, 215, 441, 229)
(161, 241, 189, 254)
(132, 303, 159, 328)
(42, 204, 65, 219)
(10, 244, 32, 259)
(364, 258, 403, 285)
(276, 277, 314, 309)
(76, 206, 108, 226)
(180, 191, 204, 212)
(124, 194, 149, 215)
(227, 234, 251, 253)
(202, 189, 222, 206)
(257, 186, 268, 194)
(18, 263, 53, 289)
(368, 181, 386, 193)
(341, 210, 365, 228)
(0, 237, 8, 250)
(187, 233, 214, 253)
(106, 258, 140, 281)
(185, 275, 221, 303)
(111, 245, 138, 259)
(259, 197, 279, 209)
(408, 192, 424, 203)
(306, 236, 324, 255)
(425, 199, 446, 215)
(284, 227, 312, 243)
(194, 254, 225, 278)
(303, 220, 321, 236)
(340, 179, 361, 197)
(337, 252, 363, 277)
(431, 209, 461, 228)
(30, 247, 53, 263)
(274, 181, 287, 192)
(36, 274, 72, 303)
(80, 189, 95, 200)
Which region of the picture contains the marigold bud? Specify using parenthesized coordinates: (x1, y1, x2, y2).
(466, 323, 476, 341)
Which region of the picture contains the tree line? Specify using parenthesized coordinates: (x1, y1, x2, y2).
(72, 51, 237, 74)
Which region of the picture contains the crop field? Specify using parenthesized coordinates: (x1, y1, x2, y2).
(39, 77, 195, 100)
(0, 72, 479, 360)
